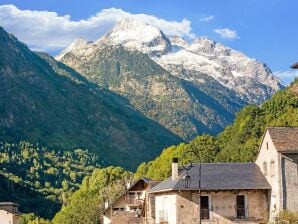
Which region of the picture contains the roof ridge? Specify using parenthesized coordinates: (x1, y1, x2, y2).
(267, 126, 298, 129)
(190, 162, 255, 165)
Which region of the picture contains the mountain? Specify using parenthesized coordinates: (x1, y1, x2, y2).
(135, 78, 298, 181)
(0, 26, 181, 170)
(56, 18, 283, 140)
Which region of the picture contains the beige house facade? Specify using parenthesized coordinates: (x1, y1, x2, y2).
(150, 162, 270, 224)
(0, 202, 21, 224)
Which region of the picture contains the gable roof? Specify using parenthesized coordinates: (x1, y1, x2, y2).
(267, 127, 298, 152)
(150, 163, 271, 193)
(104, 177, 154, 213)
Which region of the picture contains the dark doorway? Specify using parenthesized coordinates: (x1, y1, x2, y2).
(236, 195, 246, 218)
(200, 196, 210, 220)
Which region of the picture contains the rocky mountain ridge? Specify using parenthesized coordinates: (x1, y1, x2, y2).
(57, 18, 282, 104)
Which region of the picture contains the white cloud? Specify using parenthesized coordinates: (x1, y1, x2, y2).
(0, 5, 195, 51)
(274, 70, 298, 85)
(199, 15, 214, 22)
(214, 28, 238, 39)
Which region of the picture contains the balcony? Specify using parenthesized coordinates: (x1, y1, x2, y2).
(125, 197, 144, 207)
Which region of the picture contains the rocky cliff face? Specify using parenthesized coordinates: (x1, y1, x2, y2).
(56, 18, 283, 140)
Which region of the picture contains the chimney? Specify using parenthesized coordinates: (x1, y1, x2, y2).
(126, 180, 131, 190)
(172, 157, 179, 180)
(104, 200, 109, 209)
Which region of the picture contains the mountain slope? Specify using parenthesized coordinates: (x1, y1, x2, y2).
(0, 27, 181, 170)
(57, 18, 283, 140)
(135, 79, 298, 180)
(59, 44, 245, 140)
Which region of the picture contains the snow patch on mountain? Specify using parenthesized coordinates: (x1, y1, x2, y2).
(96, 18, 171, 56)
(56, 18, 283, 104)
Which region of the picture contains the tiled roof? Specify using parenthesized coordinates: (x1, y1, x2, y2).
(150, 163, 271, 193)
(291, 62, 298, 69)
(267, 127, 298, 152)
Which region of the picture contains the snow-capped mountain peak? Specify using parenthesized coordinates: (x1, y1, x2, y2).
(55, 37, 92, 60)
(170, 36, 189, 48)
(56, 18, 283, 104)
(96, 18, 171, 56)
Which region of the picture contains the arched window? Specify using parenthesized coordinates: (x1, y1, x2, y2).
(263, 161, 268, 176)
(270, 161, 275, 177)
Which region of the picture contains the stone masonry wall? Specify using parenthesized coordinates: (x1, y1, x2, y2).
(175, 190, 269, 224)
(281, 153, 298, 211)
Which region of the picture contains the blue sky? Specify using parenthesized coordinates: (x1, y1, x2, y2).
(1, 0, 298, 84)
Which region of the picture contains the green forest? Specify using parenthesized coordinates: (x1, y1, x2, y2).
(135, 79, 298, 180)
(0, 141, 100, 218)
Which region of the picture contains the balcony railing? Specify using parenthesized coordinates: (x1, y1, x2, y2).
(125, 197, 144, 207)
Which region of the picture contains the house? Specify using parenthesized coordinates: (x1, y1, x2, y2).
(0, 202, 21, 224)
(291, 62, 298, 69)
(149, 126, 298, 224)
(103, 177, 160, 224)
(255, 127, 298, 220)
(150, 162, 270, 224)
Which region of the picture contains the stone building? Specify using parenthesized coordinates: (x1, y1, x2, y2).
(0, 202, 21, 224)
(255, 127, 298, 220)
(149, 126, 298, 224)
(150, 162, 270, 224)
(103, 178, 160, 224)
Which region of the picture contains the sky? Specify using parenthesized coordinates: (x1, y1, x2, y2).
(0, 0, 297, 84)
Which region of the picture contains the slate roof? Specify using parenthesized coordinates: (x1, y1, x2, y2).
(267, 127, 298, 152)
(150, 163, 271, 193)
(291, 62, 298, 69)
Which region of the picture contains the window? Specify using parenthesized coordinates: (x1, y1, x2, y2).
(137, 192, 142, 199)
(236, 195, 246, 219)
(270, 161, 275, 177)
(263, 161, 268, 176)
(266, 142, 269, 150)
(201, 196, 210, 220)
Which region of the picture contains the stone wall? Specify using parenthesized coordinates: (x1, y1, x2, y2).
(110, 211, 143, 224)
(174, 190, 269, 224)
(281, 153, 298, 211)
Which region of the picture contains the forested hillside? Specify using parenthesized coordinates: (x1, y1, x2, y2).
(135, 79, 298, 180)
(0, 26, 180, 170)
(0, 141, 99, 218)
(52, 166, 132, 224)
(60, 44, 246, 140)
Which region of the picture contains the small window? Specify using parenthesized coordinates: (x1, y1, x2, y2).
(263, 162, 268, 176)
(270, 161, 275, 177)
(201, 196, 210, 220)
(137, 192, 142, 199)
(236, 195, 246, 219)
(266, 142, 269, 150)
